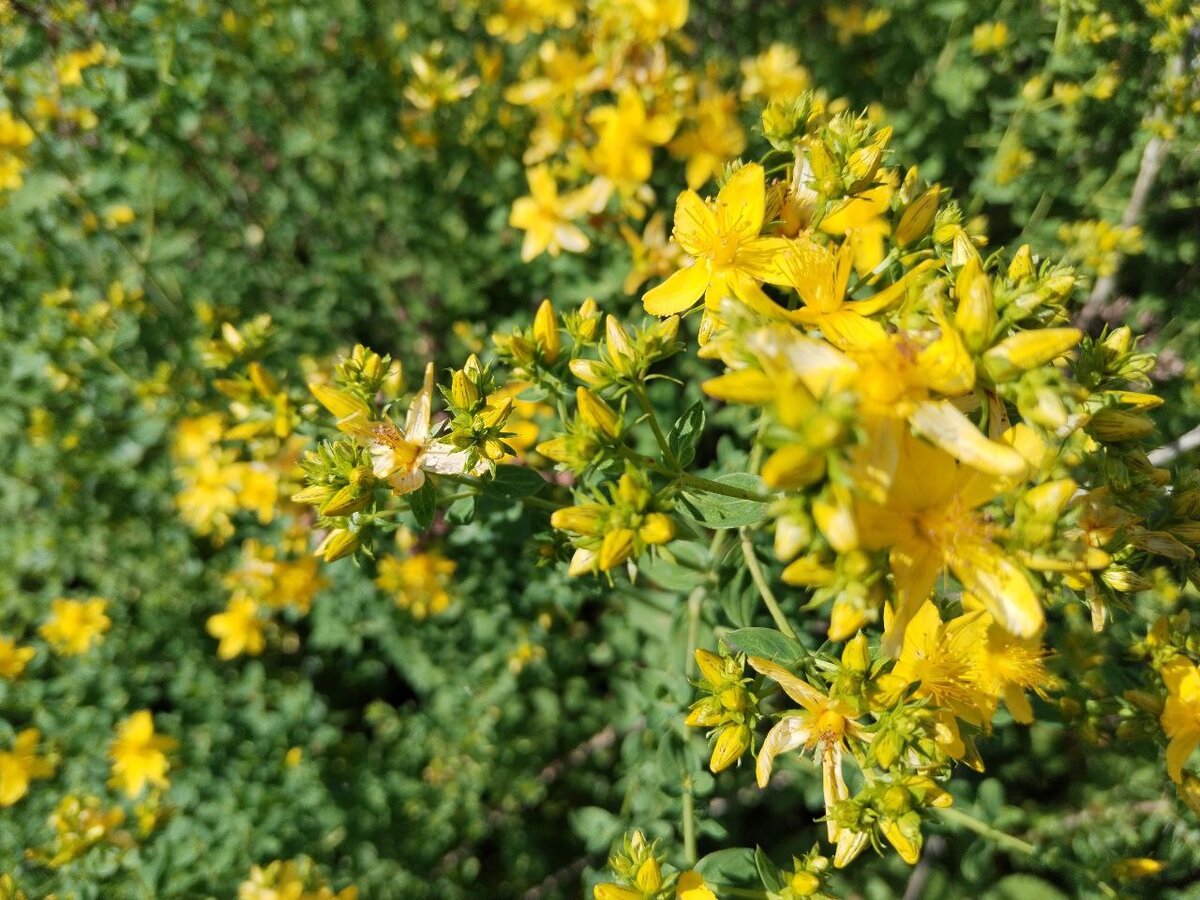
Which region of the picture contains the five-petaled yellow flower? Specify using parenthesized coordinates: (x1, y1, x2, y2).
(509, 165, 602, 262)
(40, 598, 111, 656)
(207, 596, 266, 659)
(0, 729, 54, 807)
(1162, 656, 1200, 783)
(109, 710, 179, 797)
(642, 163, 789, 316)
(0, 635, 35, 679)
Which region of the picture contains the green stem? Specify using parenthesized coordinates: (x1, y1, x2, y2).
(739, 529, 797, 640)
(632, 382, 680, 470)
(935, 807, 1036, 857)
(681, 790, 697, 866)
(615, 447, 775, 503)
(678, 470, 772, 503)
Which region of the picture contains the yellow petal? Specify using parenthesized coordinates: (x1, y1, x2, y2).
(908, 400, 1028, 477)
(716, 162, 766, 240)
(643, 263, 710, 316)
(672, 189, 718, 257)
(949, 540, 1044, 637)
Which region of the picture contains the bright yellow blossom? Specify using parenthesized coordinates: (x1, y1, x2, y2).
(509, 165, 601, 262)
(0, 635, 35, 679)
(375, 551, 456, 619)
(207, 596, 266, 659)
(109, 711, 178, 797)
(0, 729, 54, 807)
(847, 430, 1045, 652)
(587, 89, 676, 198)
(1162, 655, 1200, 783)
(642, 163, 790, 316)
(669, 89, 746, 190)
(40, 598, 111, 656)
(750, 656, 864, 847)
(740, 43, 810, 105)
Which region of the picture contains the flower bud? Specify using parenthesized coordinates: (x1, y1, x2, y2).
(954, 256, 995, 352)
(550, 505, 607, 536)
(533, 298, 561, 364)
(248, 362, 278, 398)
(634, 857, 662, 894)
(310, 383, 371, 420)
(1007, 244, 1034, 281)
(604, 316, 636, 368)
(576, 388, 622, 438)
(982, 327, 1082, 382)
(895, 185, 940, 246)
(709, 724, 751, 773)
(637, 512, 674, 546)
(1101, 565, 1152, 592)
(599, 527, 636, 570)
(315, 528, 360, 562)
(1087, 408, 1154, 442)
(450, 369, 480, 409)
(321, 482, 372, 517)
(694, 649, 727, 686)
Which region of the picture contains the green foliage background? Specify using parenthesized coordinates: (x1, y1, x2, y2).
(1, 0, 1198, 897)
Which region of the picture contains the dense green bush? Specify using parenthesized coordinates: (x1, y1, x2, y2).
(1, 1, 1198, 898)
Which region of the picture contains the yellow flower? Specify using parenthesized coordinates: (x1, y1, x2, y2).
(0, 729, 54, 807)
(207, 596, 266, 660)
(749, 656, 864, 845)
(676, 871, 718, 900)
(341, 363, 484, 495)
(485, 0, 577, 43)
(40, 598, 111, 656)
(55, 42, 106, 86)
(825, 3, 891, 44)
(966, 597, 1052, 724)
(882, 602, 990, 725)
(740, 43, 810, 105)
(0, 635, 35, 679)
(818, 176, 894, 275)
(971, 22, 1010, 55)
(669, 89, 746, 190)
(1161, 655, 1200, 783)
(620, 212, 683, 295)
(642, 163, 790, 316)
(109, 710, 178, 797)
(588, 89, 676, 196)
(848, 429, 1045, 653)
(509, 166, 601, 262)
(375, 552, 456, 619)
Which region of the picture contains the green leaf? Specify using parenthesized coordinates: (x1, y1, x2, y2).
(679, 473, 768, 530)
(480, 465, 547, 500)
(984, 875, 1070, 900)
(668, 400, 706, 468)
(408, 478, 436, 529)
(755, 846, 786, 892)
(445, 494, 475, 525)
(569, 806, 622, 853)
(695, 847, 759, 885)
(723, 628, 805, 666)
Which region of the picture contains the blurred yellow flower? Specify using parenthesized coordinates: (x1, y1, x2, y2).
(40, 598, 111, 656)
(0, 729, 54, 807)
(375, 551, 456, 619)
(509, 165, 601, 261)
(207, 596, 266, 660)
(109, 710, 178, 797)
(740, 43, 809, 105)
(0, 635, 35, 679)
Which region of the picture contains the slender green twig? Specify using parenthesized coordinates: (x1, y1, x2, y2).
(935, 806, 1037, 857)
(739, 529, 797, 640)
(632, 382, 680, 470)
